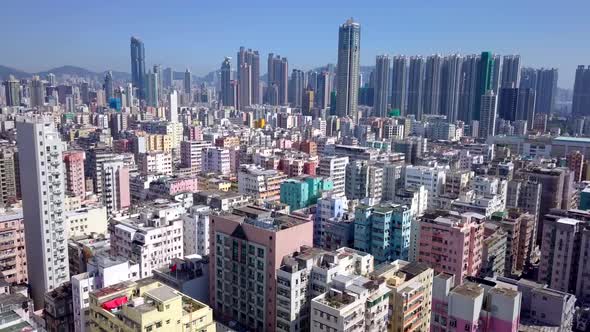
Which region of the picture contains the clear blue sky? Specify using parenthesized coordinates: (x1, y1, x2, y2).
(2, 0, 589, 87)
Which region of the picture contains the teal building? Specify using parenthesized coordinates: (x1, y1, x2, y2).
(280, 177, 333, 211)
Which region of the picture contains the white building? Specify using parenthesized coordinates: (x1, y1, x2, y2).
(138, 151, 172, 176)
(16, 117, 69, 309)
(181, 205, 210, 256)
(65, 205, 108, 237)
(310, 274, 390, 332)
(71, 253, 139, 332)
(109, 201, 184, 278)
(180, 140, 211, 172)
(201, 147, 231, 175)
(276, 247, 374, 332)
(318, 156, 349, 197)
(404, 165, 447, 209)
(238, 164, 286, 201)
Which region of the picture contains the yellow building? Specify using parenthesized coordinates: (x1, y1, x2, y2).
(88, 279, 215, 332)
(371, 260, 433, 332)
(146, 134, 172, 153)
(206, 178, 232, 192)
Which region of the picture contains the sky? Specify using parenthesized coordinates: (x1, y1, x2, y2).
(2, 0, 589, 88)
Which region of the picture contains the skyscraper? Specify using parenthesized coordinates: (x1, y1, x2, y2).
(491, 54, 502, 93)
(80, 82, 90, 105)
(239, 63, 252, 109)
(407, 56, 425, 119)
(237, 47, 260, 104)
(479, 90, 498, 138)
(267, 54, 289, 105)
(498, 87, 519, 121)
(520, 67, 538, 90)
(17, 117, 69, 309)
(572, 65, 590, 117)
(184, 69, 191, 95)
(335, 18, 361, 119)
(423, 54, 443, 116)
(475, 51, 494, 121)
(29, 75, 45, 108)
(535, 68, 558, 114)
(168, 90, 178, 123)
(4, 75, 20, 106)
(153, 64, 162, 95)
(162, 67, 173, 89)
(316, 71, 331, 110)
(374, 55, 391, 117)
(501, 55, 521, 88)
(516, 88, 536, 127)
(391, 55, 408, 115)
(440, 54, 462, 122)
(130, 36, 145, 98)
(104, 71, 114, 102)
(458, 54, 479, 122)
(220, 57, 233, 107)
(145, 70, 158, 107)
(289, 69, 305, 107)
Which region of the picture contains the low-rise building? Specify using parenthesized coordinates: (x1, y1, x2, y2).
(65, 205, 108, 238)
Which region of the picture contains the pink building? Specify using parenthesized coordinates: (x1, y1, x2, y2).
(63, 150, 86, 198)
(209, 205, 313, 331)
(432, 273, 521, 332)
(418, 210, 484, 286)
(0, 208, 27, 284)
(149, 176, 199, 196)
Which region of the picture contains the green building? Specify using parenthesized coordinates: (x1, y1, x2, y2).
(280, 177, 333, 211)
(475, 51, 494, 120)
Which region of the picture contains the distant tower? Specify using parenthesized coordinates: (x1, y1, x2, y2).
(479, 90, 497, 138)
(163, 67, 173, 89)
(4, 75, 20, 106)
(374, 55, 391, 117)
(221, 57, 233, 107)
(335, 18, 361, 119)
(407, 56, 425, 120)
(145, 70, 159, 107)
(501, 55, 521, 88)
(130, 36, 145, 98)
(475, 51, 494, 121)
(184, 69, 191, 95)
(423, 54, 443, 116)
(153, 64, 162, 94)
(535, 68, 558, 114)
(237, 47, 260, 104)
(46, 73, 56, 86)
(168, 90, 178, 123)
(29, 75, 45, 108)
(239, 63, 252, 109)
(573, 65, 590, 117)
(440, 54, 462, 122)
(391, 55, 408, 115)
(267, 54, 289, 105)
(316, 71, 331, 110)
(17, 118, 69, 309)
(104, 71, 114, 102)
(289, 69, 305, 107)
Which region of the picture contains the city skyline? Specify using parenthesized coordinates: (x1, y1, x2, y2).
(2, 0, 589, 88)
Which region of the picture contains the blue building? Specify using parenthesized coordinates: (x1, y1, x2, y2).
(354, 203, 412, 263)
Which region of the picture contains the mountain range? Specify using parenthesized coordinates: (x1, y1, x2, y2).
(0, 65, 131, 82)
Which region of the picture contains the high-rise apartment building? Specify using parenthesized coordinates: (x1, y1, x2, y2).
(423, 54, 443, 116)
(145, 70, 159, 107)
(501, 55, 521, 88)
(573, 65, 590, 117)
(535, 68, 558, 114)
(239, 63, 252, 109)
(180, 140, 211, 173)
(417, 210, 484, 286)
(0, 208, 27, 285)
(63, 150, 86, 198)
(391, 55, 408, 115)
(372, 260, 433, 332)
(288, 69, 304, 107)
(407, 56, 425, 119)
(479, 90, 497, 138)
(354, 203, 412, 263)
(268, 54, 289, 105)
(29, 75, 45, 108)
(104, 71, 114, 102)
(210, 206, 313, 331)
(318, 156, 349, 197)
(201, 147, 231, 175)
(344, 160, 383, 201)
(4, 75, 20, 106)
(237, 165, 286, 201)
(0, 145, 20, 204)
(475, 51, 494, 121)
(374, 55, 391, 117)
(238, 47, 260, 104)
(335, 18, 361, 119)
(316, 71, 331, 110)
(17, 118, 69, 308)
(440, 54, 462, 122)
(130, 36, 146, 98)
